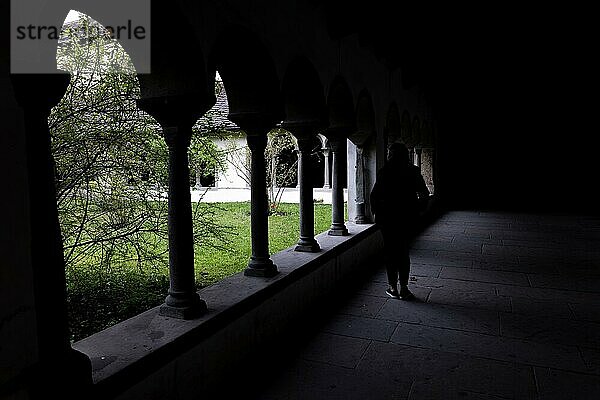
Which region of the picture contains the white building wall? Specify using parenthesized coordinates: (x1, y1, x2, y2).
(213, 135, 249, 189)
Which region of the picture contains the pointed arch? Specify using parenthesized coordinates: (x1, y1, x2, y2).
(209, 25, 283, 123)
(327, 75, 355, 130)
(351, 89, 375, 146)
(412, 115, 421, 146)
(281, 56, 327, 126)
(136, 1, 212, 127)
(421, 121, 433, 147)
(400, 110, 412, 146)
(385, 102, 401, 143)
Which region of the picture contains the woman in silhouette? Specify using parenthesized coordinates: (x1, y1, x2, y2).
(370, 142, 430, 299)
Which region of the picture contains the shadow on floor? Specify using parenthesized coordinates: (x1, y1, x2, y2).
(209, 210, 600, 400)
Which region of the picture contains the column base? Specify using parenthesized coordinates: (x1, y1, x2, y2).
(245, 257, 279, 277)
(328, 225, 349, 236)
(160, 294, 207, 319)
(354, 215, 371, 224)
(295, 238, 321, 252)
(355, 202, 370, 224)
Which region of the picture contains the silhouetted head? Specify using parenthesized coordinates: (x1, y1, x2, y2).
(388, 142, 409, 163)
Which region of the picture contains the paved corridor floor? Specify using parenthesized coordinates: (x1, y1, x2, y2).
(247, 211, 600, 400)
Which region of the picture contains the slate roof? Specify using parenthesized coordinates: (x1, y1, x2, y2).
(196, 82, 241, 134)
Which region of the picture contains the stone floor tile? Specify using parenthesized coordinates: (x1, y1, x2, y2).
(527, 273, 600, 293)
(472, 259, 553, 274)
(249, 358, 412, 400)
(476, 255, 523, 267)
(495, 285, 600, 304)
(335, 294, 387, 319)
(439, 358, 535, 399)
(296, 332, 371, 369)
(359, 342, 536, 400)
(412, 276, 497, 293)
(377, 300, 499, 335)
(408, 382, 515, 400)
(501, 238, 563, 248)
(415, 250, 473, 268)
(510, 297, 574, 319)
(517, 254, 569, 268)
(569, 302, 600, 322)
(580, 347, 600, 375)
(534, 367, 600, 400)
(409, 264, 442, 278)
(499, 313, 600, 349)
(411, 238, 456, 251)
(390, 323, 587, 373)
(461, 228, 493, 239)
(440, 266, 530, 286)
(427, 288, 512, 313)
(321, 314, 398, 342)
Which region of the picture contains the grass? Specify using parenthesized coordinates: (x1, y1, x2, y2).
(194, 202, 335, 285)
(67, 201, 341, 341)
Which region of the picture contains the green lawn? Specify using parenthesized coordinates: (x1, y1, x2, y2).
(194, 202, 334, 285)
(67, 201, 342, 341)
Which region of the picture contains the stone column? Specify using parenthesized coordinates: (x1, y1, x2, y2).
(327, 137, 349, 235)
(284, 123, 320, 252)
(415, 147, 422, 169)
(408, 147, 415, 166)
(245, 132, 278, 277)
(322, 147, 331, 189)
(161, 127, 207, 319)
(11, 74, 93, 397)
(354, 145, 369, 224)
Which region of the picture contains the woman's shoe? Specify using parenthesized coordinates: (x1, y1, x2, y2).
(399, 287, 415, 301)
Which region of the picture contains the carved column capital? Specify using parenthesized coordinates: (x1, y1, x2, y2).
(163, 126, 192, 149)
(245, 132, 269, 151)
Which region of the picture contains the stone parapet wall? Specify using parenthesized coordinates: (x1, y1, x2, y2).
(73, 223, 383, 399)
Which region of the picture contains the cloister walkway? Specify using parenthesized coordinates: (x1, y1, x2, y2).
(240, 211, 600, 399)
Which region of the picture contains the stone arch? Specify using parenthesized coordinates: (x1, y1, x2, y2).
(44, 8, 180, 343)
(208, 25, 283, 123)
(412, 115, 422, 146)
(421, 121, 433, 147)
(351, 89, 376, 146)
(400, 110, 412, 146)
(385, 102, 402, 145)
(324, 76, 353, 190)
(281, 56, 328, 189)
(281, 56, 327, 125)
(136, 1, 213, 127)
(327, 75, 355, 130)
